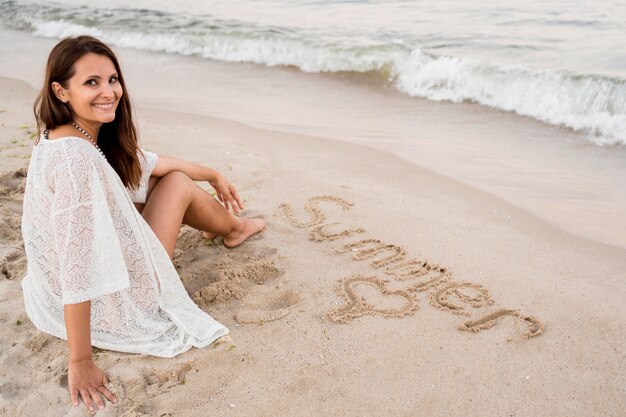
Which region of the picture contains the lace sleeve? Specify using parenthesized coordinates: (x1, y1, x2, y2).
(52, 143, 131, 304)
(127, 149, 158, 204)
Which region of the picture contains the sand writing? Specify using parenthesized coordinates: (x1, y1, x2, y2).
(279, 195, 545, 339)
(428, 281, 494, 316)
(309, 222, 365, 242)
(336, 239, 407, 269)
(327, 274, 419, 323)
(458, 309, 544, 339)
(279, 195, 353, 228)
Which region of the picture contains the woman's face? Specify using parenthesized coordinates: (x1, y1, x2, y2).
(54, 53, 123, 128)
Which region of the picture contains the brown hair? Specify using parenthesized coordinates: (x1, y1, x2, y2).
(34, 35, 142, 190)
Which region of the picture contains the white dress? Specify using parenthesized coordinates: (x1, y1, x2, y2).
(20, 136, 228, 358)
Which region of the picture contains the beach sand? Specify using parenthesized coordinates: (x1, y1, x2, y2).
(1, 74, 625, 417)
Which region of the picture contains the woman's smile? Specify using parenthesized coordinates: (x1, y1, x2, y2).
(92, 102, 115, 111)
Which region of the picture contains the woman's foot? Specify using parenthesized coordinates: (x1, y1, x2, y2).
(223, 218, 266, 248)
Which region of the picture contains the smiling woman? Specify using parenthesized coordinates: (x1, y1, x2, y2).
(53, 54, 121, 124)
(33, 36, 142, 193)
(22, 36, 265, 413)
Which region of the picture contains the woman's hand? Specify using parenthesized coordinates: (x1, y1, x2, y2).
(68, 358, 117, 412)
(209, 173, 244, 214)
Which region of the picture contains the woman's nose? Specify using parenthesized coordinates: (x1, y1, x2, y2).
(100, 82, 114, 98)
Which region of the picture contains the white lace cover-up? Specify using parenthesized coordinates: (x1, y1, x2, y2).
(21, 136, 228, 357)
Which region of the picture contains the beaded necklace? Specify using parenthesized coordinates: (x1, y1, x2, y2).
(43, 124, 107, 161)
(71, 121, 107, 161)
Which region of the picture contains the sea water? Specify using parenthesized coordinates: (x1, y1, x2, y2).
(2, 0, 624, 144)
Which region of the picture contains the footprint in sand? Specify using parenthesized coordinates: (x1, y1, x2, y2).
(173, 225, 288, 314)
(458, 308, 545, 339)
(327, 274, 419, 323)
(189, 255, 303, 325)
(221, 259, 281, 285)
(143, 361, 193, 392)
(23, 332, 55, 353)
(235, 289, 301, 324)
(279, 195, 354, 229)
(191, 258, 283, 307)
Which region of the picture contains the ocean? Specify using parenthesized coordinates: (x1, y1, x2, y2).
(1, 0, 625, 145)
(0, 0, 625, 248)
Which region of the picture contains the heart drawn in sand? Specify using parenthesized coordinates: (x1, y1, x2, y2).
(327, 274, 419, 323)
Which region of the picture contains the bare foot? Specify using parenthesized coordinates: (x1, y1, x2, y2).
(202, 231, 219, 240)
(223, 218, 266, 248)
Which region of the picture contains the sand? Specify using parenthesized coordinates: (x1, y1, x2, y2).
(1, 76, 625, 417)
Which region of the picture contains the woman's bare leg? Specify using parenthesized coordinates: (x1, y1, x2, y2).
(181, 181, 265, 249)
(140, 171, 265, 258)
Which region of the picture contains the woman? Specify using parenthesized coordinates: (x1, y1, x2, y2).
(21, 36, 265, 412)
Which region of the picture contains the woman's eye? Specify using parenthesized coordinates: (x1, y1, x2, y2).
(109, 76, 118, 83)
(86, 79, 97, 86)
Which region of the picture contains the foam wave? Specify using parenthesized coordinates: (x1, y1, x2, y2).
(27, 17, 401, 73)
(394, 51, 626, 145)
(3, 1, 625, 145)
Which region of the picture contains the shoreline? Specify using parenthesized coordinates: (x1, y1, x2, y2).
(1, 28, 625, 249)
(0, 71, 626, 251)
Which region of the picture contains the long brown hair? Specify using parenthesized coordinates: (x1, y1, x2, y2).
(34, 35, 142, 190)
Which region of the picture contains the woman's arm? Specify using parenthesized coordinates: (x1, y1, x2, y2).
(151, 154, 244, 213)
(151, 154, 219, 182)
(64, 302, 117, 411)
(64, 301, 92, 364)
